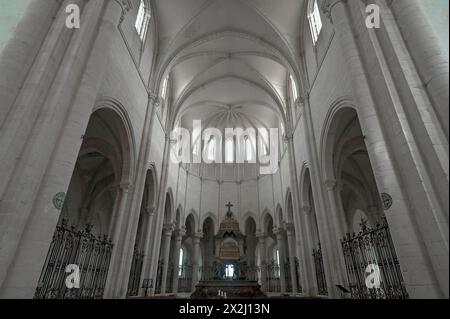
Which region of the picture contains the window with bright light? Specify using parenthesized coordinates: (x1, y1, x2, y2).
(135, 0, 151, 42)
(178, 248, 184, 276)
(275, 249, 281, 278)
(161, 76, 169, 100)
(225, 138, 234, 163)
(225, 264, 235, 279)
(259, 129, 269, 156)
(193, 140, 199, 157)
(207, 137, 216, 162)
(308, 0, 322, 45)
(244, 136, 254, 161)
(290, 74, 298, 102)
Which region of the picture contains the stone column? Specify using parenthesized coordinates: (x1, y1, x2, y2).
(0, 0, 62, 124)
(297, 96, 338, 297)
(274, 227, 287, 293)
(104, 181, 132, 298)
(324, 179, 346, 240)
(160, 224, 174, 294)
(256, 232, 268, 292)
(285, 223, 299, 293)
(389, 0, 449, 136)
(285, 134, 312, 295)
(110, 91, 159, 298)
(146, 132, 172, 295)
(0, 0, 120, 298)
(139, 206, 155, 296)
(191, 231, 203, 291)
(301, 205, 318, 295)
(322, 0, 445, 298)
(171, 227, 186, 294)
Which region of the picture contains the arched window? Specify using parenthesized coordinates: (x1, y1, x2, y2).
(225, 138, 234, 163)
(135, 0, 151, 41)
(244, 136, 254, 161)
(275, 249, 281, 278)
(207, 137, 216, 162)
(259, 129, 269, 156)
(161, 76, 169, 100)
(290, 74, 298, 102)
(308, 0, 322, 45)
(178, 248, 184, 276)
(225, 264, 235, 279)
(192, 140, 200, 157)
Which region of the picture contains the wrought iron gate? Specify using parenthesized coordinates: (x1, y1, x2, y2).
(34, 220, 113, 299)
(312, 244, 328, 295)
(284, 261, 293, 293)
(154, 260, 164, 294)
(178, 265, 193, 293)
(341, 217, 408, 299)
(295, 258, 303, 293)
(266, 260, 281, 292)
(127, 249, 144, 297)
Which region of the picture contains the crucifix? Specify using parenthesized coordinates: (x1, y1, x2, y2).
(225, 202, 233, 217)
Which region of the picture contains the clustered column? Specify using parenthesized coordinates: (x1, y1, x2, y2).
(160, 223, 174, 294)
(274, 227, 287, 293)
(191, 231, 203, 291)
(285, 222, 298, 293)
(171, 226, 186, 294)
(256, 232, 268, 292)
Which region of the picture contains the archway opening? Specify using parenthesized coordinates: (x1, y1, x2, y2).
(127, 169, 156, 297)
(325, 107, 407, 299)
(35, 108, 132, 299)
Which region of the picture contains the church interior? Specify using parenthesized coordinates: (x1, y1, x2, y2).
(0, 0, 448, 300)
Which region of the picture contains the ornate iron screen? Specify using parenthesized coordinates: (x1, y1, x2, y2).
(266, 260, 281, 292)
(341, 217, 408, 299)
(178, 265, 193, 293)
(154, 260, 164, 294)
(127, 249, 144, 297)
(166, 264, 174, 293)
(284, 261, 293, 293)
(34, 220, 113, 299)
(313, 244, 328, 295)
(295, 258, 303, 293)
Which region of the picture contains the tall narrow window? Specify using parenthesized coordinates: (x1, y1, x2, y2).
(259, 129, 269, 156)
(193, 140, 199, 157)
(161, 76, 169, 100)
(178, 248, 184, 276)
(207, 137, 216, 162)
(225, 138, 234, 163)
(275, 249, 281, 278)
(290, 74, 298, 102)
(225, 264, 235, 279)
(135, 0, 151, 41)
(308, 0, 322, 45)
(244, 136, 254, 161)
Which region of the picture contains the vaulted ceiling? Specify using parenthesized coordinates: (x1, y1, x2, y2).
(151, 0, 307, 132)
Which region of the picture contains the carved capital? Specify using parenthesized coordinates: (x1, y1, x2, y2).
(302, 205, 313, 215)
(298, 92, 310, 107)
(193, 231, 203, 241)
(175, 226, 187, 239)
(272, 227, 284, 237)
(283, 133, 294, 142)
(117, 180, 132, 192)
(163, 223, 175, 236)
(145, 206, 156, 216)
(255, 232, 267, 240)
(321, 0, 347, 23)
(285, 222, 296, 235)
(324, 179, 337, 190)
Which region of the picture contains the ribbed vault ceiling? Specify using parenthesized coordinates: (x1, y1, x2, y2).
(152, 0, 306, 132)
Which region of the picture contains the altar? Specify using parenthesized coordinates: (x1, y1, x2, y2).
(190, 203, 266, 299)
